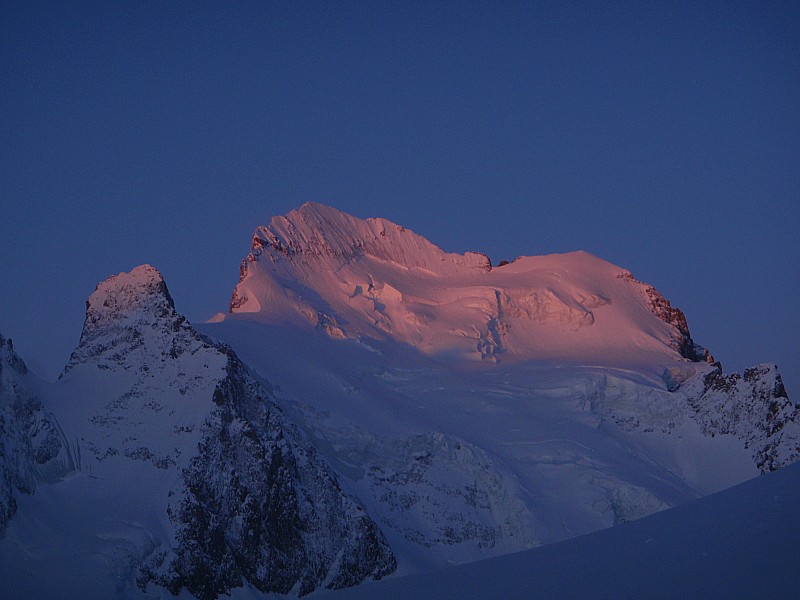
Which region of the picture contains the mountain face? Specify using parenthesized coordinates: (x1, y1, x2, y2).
(201, 204, 796, 573)
(681, 363, 798, 472)
(0, 334, 70, 537)
(1, 204, 796, 597)
(0, 265, 394, 598)
(201, 318, 796, 574)
(142, 347, 396, 598)
(228, 202, 711, 366)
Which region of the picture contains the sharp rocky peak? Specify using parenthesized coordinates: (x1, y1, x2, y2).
(51, 265, 398, 597)
(83, 264, 177, 331)
(64, 264, 193, 374)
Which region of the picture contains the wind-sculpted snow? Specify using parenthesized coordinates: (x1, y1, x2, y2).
(228, 203, 710, 366)
(251, 201, 491, 272)
(0, 266, 395, 598)
(0, 334, 69, 536)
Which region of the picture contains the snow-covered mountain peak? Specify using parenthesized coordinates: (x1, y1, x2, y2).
(251, 202, 491, 273)
(83, 264, 175, 332)
(2, 233, 795, 596)
(63, 264, 193, 374)
(229, 204, 709, 367)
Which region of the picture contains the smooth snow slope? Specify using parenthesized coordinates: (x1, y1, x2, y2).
(322, 460, 800, 600)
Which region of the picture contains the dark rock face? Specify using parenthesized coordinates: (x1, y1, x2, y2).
(687, 363, 799, 472)
(0, 334, 67, 536)
(360, 432, 532, 552)
(617, 272, 713, 362)
(63, 264, 193, 375)
(642, 285, 712, 363)
(141, 350, 395, 598)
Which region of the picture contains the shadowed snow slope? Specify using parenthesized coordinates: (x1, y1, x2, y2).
(321, 460, 800, 600)
(227, 203, 710, 366)
(199, 316, 796, 577)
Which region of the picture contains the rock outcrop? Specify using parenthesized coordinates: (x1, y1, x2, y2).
(0, 334, 68, 536)
(683, 362, 799, 472)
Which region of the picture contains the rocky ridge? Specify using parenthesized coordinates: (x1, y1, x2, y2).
(683, 362, 799, 472)
(0, 334, 69, 536)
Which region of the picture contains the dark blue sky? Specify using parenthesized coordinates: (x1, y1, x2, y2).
(2, 1, 798, 394)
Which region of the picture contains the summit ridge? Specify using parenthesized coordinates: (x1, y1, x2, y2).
(229, 204, 708, 366)
(249, 201, 491, 272)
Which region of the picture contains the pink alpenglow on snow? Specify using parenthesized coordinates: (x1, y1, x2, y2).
(227, 203, 710, 367)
